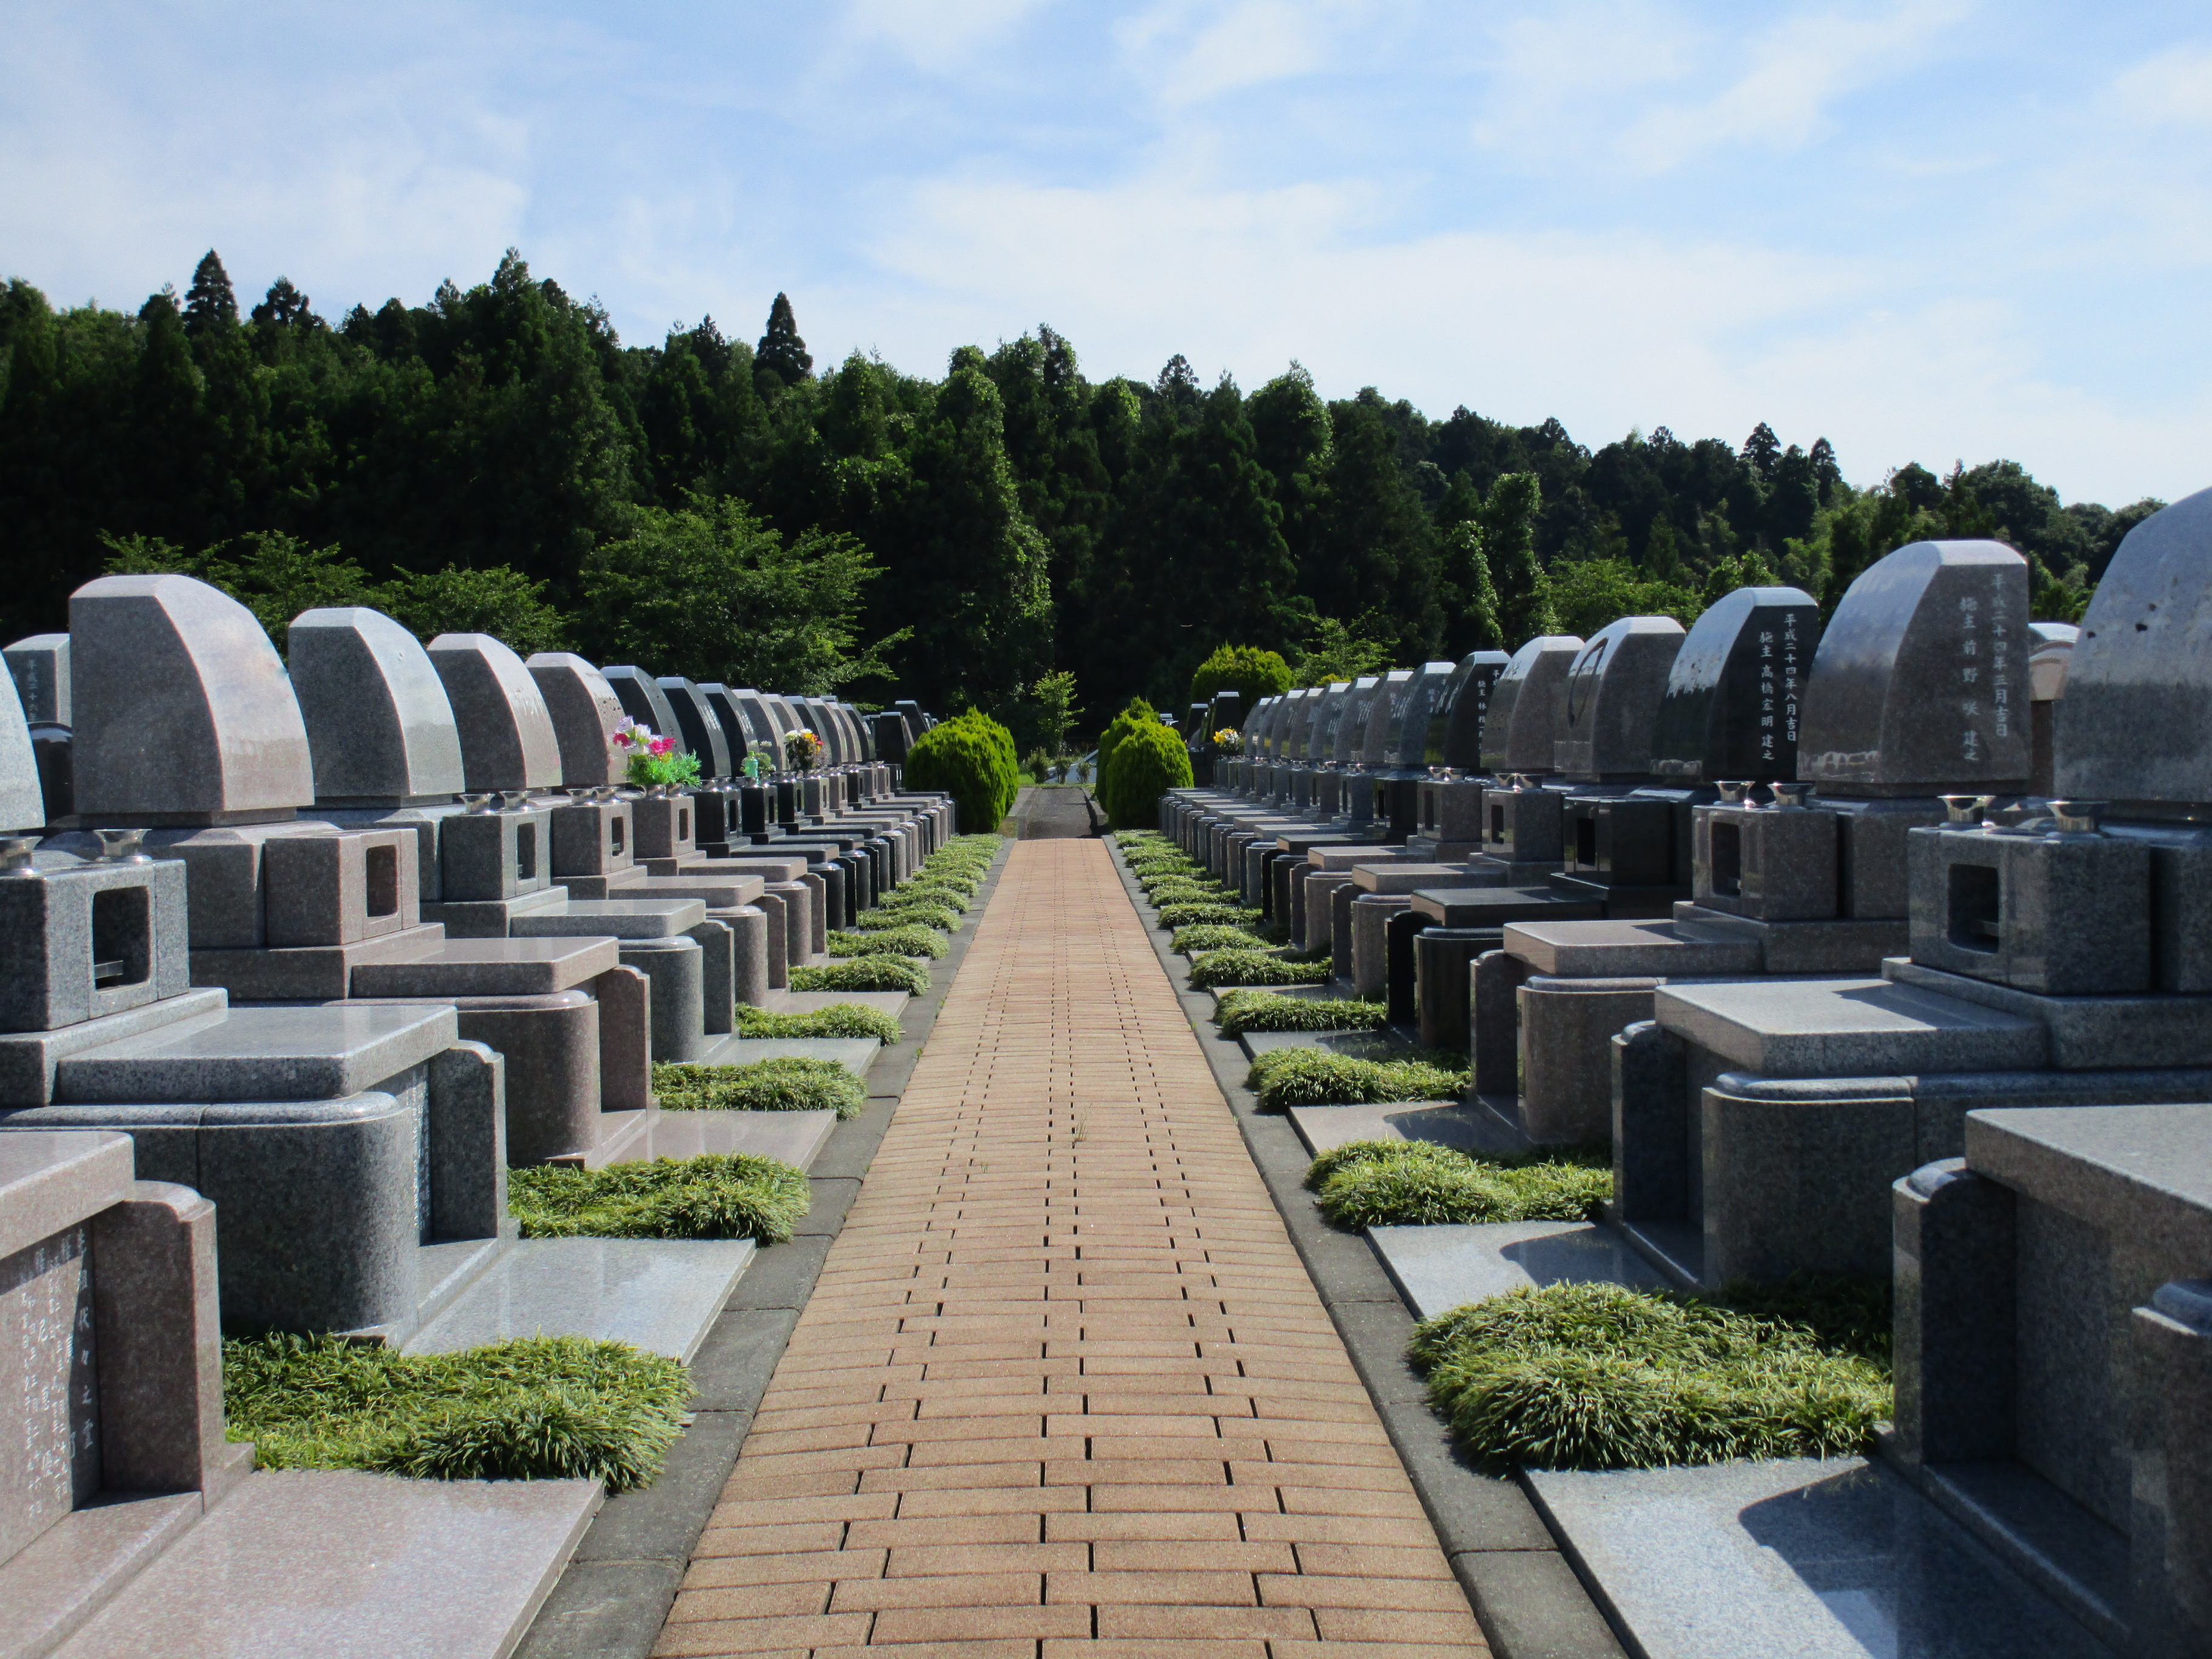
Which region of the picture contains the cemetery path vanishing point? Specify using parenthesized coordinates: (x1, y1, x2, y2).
(655, 836, 1490, 1657)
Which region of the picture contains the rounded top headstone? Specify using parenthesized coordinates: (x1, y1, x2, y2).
(527, 653, 628, 788)
(1382, 662, 1459, 768)
(1279, 688, 1319, 761)
(1480, 635, 1584, 774)
(1427, 652, 1511, 771)
(289, 607, 466, 806)
(70, 573, 313, 826)
(658, 677, 733, 777)
(1358, 669, 1416, 766)
(2028, 623, 2076, 703)
(1649, 587, 1820, 783)
(1331, 677, 1382, 765)
(2053, 486, 2212, 812)
(1798, 540, 2030, 794)
(0, 668, 44, 832)
(426, 633, 564, 792)
(1555, 617, 1686, 781)
(601, 667, 685, 752)
(1304, 682, 1353, 762)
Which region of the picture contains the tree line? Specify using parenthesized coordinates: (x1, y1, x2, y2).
(0, 248, 2162, 748)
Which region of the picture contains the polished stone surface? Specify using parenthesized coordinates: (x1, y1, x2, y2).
(1481, 635, 1584, 774)
(509, 898, 705, 939)
(54, 1469, 602, 1659)
(1504, 917, 1761, 977)
(1426, 650, 1512, 769)
(0, 653, 44, 831)
(524, 653, 626, 789)
(1649, 585, 1820, 783)
(426, 634, 564, 793)
(4, 631, 70, 726)
(1369, 1220, 1666, 1320)
(1653, 975, 2045, 1076)
(647, 1106, 839, 1169)
(404, 1236, 754, 1361)
(1554, 615, 1686, 781)
(765, 990, 911, 1016)
(1236, 1027, 1413, 1062)
(691, 1036, 879, 1076)
(287, 608, 466, 808)
(348, 937, 620, 997)
(1524, 1458, 2111, 1659)
(1287, 1101, 1503, 1159)
(54, 1003, 458, 1102)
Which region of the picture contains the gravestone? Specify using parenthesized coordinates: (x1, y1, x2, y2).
(0, 670, 44, 833)
(601, 666, 685, 751)
(291, 608, 467, 806)
(659, 677, 732, 778)
(426, 634, 564, 794)
(2026, 622, 2076, 798)
(526, 652, 627, 788)
(4, 631, 69, 725)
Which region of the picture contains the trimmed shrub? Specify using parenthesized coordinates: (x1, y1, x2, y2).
(1304, 1140, 1611, 1230)
(1099, 718, 1194, 831)
(511, 1153, 813, 1242)
(1187, 950, 1331, 990)
(905, 710, 1019, 833)
(1409, 1281, 1890, 1472)
(1190, 644, 1294, 714)
(655, 1057, 867, 1117)
(1245, 1048, 1469, 1111)
(880, 884, 971, 914)
(1096, 697, 1157, 786)
(225, 1333, 689, 1492)
(851, 903, 960, 934)
(1216, 991, 1387, 1036)
(828, 925, 949, 960)
(736, 1003, 904, 1042)
(1155, 901, 1262, 930)
(1171, 923, 1268, 955)
(792, 957, 931, 995)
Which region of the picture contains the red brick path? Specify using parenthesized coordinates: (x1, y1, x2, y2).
(655, 837, 1489, 1658)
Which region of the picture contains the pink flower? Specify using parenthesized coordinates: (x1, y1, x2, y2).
(650, 737, 674, 756)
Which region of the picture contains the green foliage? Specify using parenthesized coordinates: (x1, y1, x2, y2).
(1215, 990, 1387, 1035)
(1155, 900, 1263, 930)
(1409, 1281, 1890, 1472)
(850, 902, 960, 934)
(1540, 557, 1707, 638)
(510, 1152, 811, 1242)
(791, 957, 931, 994)
(1245, 1048, 1469, 1111)
(755, 292, 813, 388)
(904, 709, 1020, 833)
(1027, 669, 1082, 755)
(1098, 717, 1195, 829)
(1096, 697, 1157, 784)
(654, 1057, 867, 1117)
(1189, 643, 1293, 712)
(1187, 950, 1332, 990)
(1171, 923, 1267, 954)
(1292, 615, 1394, 688)
(1144, 877, 1231, 905)
(735, 1002, 904, 1042)
(377, 564, 572, 655)
(582, 495, 903, 694)
(224, 1333, 690, 1491)
(828, 924, 950, 959)
(1303, 1140, 1610, 1229)
(880, 881, 973, 913)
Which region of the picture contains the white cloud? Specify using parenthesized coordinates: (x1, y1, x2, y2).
(841, 0, 1058, 73)
(2111, 41, 2212, 127)
(1116, 0, 1372, 105)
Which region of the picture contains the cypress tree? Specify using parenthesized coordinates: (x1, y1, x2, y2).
(756, 292, 812, 387)
(183, 251, 237, 336)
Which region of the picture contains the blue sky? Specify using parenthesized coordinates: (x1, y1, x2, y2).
(4, 1, 2207, 506)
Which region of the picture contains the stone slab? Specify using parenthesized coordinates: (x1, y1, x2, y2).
(0, 1127, 133, 1258)
(1368, 1221, 1668, 1321)
(680, 1037, 879, 1076)
(1238, 1028, 1415, 1062)
(509, 899, 706, 939)
(1524, 1458, 2110, 1659)
(646, 1107, 839, 1170)
(403, 1237, 755, 1362)
(1288, 1100, 1518, 1160)
(1505, 917, 1764, 977)
(349, 937, 620, 997)
(0, 988, 230, 1109)
(54, 1469, 602, 1659)
(54, 1002, 458, 1103)
(1654, 976, 2045, 1077)
(763, 990, 911, 1017)
(1887, 958, 2212, 1071)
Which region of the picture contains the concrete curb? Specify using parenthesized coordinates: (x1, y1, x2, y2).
(513, 833, 1015, 1659)
(1105, 836, 1630, 1659)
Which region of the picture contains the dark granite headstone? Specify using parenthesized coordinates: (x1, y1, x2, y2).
(601, 668, 685, 751)
(1555, 618, 1686, 781)
(1330, 679, 1381, 765)
(1796, 540, 2031, 793)
(425, 634, 563, 793)
(1359, 670, 1415, 763)
(1379, 662, 1458, 768)
(3, 634, 69, 726)
(2053, 486, 2212, 812)
(1302, 683, 1352, 762)
(657, 678, 732, 777)
(1649, 586, 1820, 783)
(1480, 636, 1583, 775)
(1426, 651, 1510, 769)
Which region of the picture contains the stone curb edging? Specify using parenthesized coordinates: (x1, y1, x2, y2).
(1105, 837, 1631, 1659)
(513, 834, 1015, 1659)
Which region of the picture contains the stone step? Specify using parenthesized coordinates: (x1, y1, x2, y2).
(684, 1036, 879, 1074)
(403, 1236, 755, 1362)
(53, 1469, 600, 1659)
(646, 1107, 837, 1170)
(1367, 1219, 1667, 1321)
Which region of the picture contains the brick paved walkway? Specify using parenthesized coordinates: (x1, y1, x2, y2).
(656, 838, 1489, 1658)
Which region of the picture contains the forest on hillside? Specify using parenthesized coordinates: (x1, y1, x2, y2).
(0, 249, 2164, 745)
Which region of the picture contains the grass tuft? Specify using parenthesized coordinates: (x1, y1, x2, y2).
(1155, 902, 1264, 931)
(1245, 1048, 1469, 1111)
(791, 957, 931, 995)
(1187, 950, 1332, 990)
(1216, 990, 1387, 1035)
(1409, 1281, 1891, 1473)
(225, 1333, 691, 1491)
(850, 903, 961, 935)
(1171, 923, 1269, 956)
(828, 925, 950, 960)
(1302, 1139, 1612, 1230)
(511, 1152, 811, 1242)
(736, 1002, 903, 1042)
(655, 1057, 867, 1117)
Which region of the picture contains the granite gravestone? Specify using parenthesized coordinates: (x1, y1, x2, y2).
(426, 634, 564, 794)
(2026, 622, 2076, 799)
(1647, 587, 1819, 785)
(290, 608, 468, 807)
(71, 576, 313, 828)
(526, 652, 628, 789)
(0, 670, 44, 833)
(602, 667, 686, 752)
(659, 677, 732, 779)
(1480, 636, 1583, 777)
(4, 632, 69, 726)
(1555, 617, 1687, 783)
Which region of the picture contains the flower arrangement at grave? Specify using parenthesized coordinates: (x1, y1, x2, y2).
(784, 729, 825, 772)
(611, 720, 702, 792)
(1213, 726, 1243, 754)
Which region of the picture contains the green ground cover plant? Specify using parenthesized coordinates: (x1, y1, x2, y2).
(511, 1152, 812, 1242)
(828, 924, 950, 960)
(654, 1057, 867, 1116)
(1408, 1280, 1891, 1472)
(1155, 902, 1263, 931)
(1171, 923, 1268, 955)
(1215, 990, 1388, 1036)
(736, 1003, 903, 1042)
(791, 957, 931, 994)
(225, 1333, 690, 1491)
(1302, 1139, 1611, 1229)
(1147, 885, 1236, 911)
(1187, 950, 1333, 990)
(850, 903, 961, 934)
(1246, 1048, 1470, 1111)
(879, 884, 971, 914)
